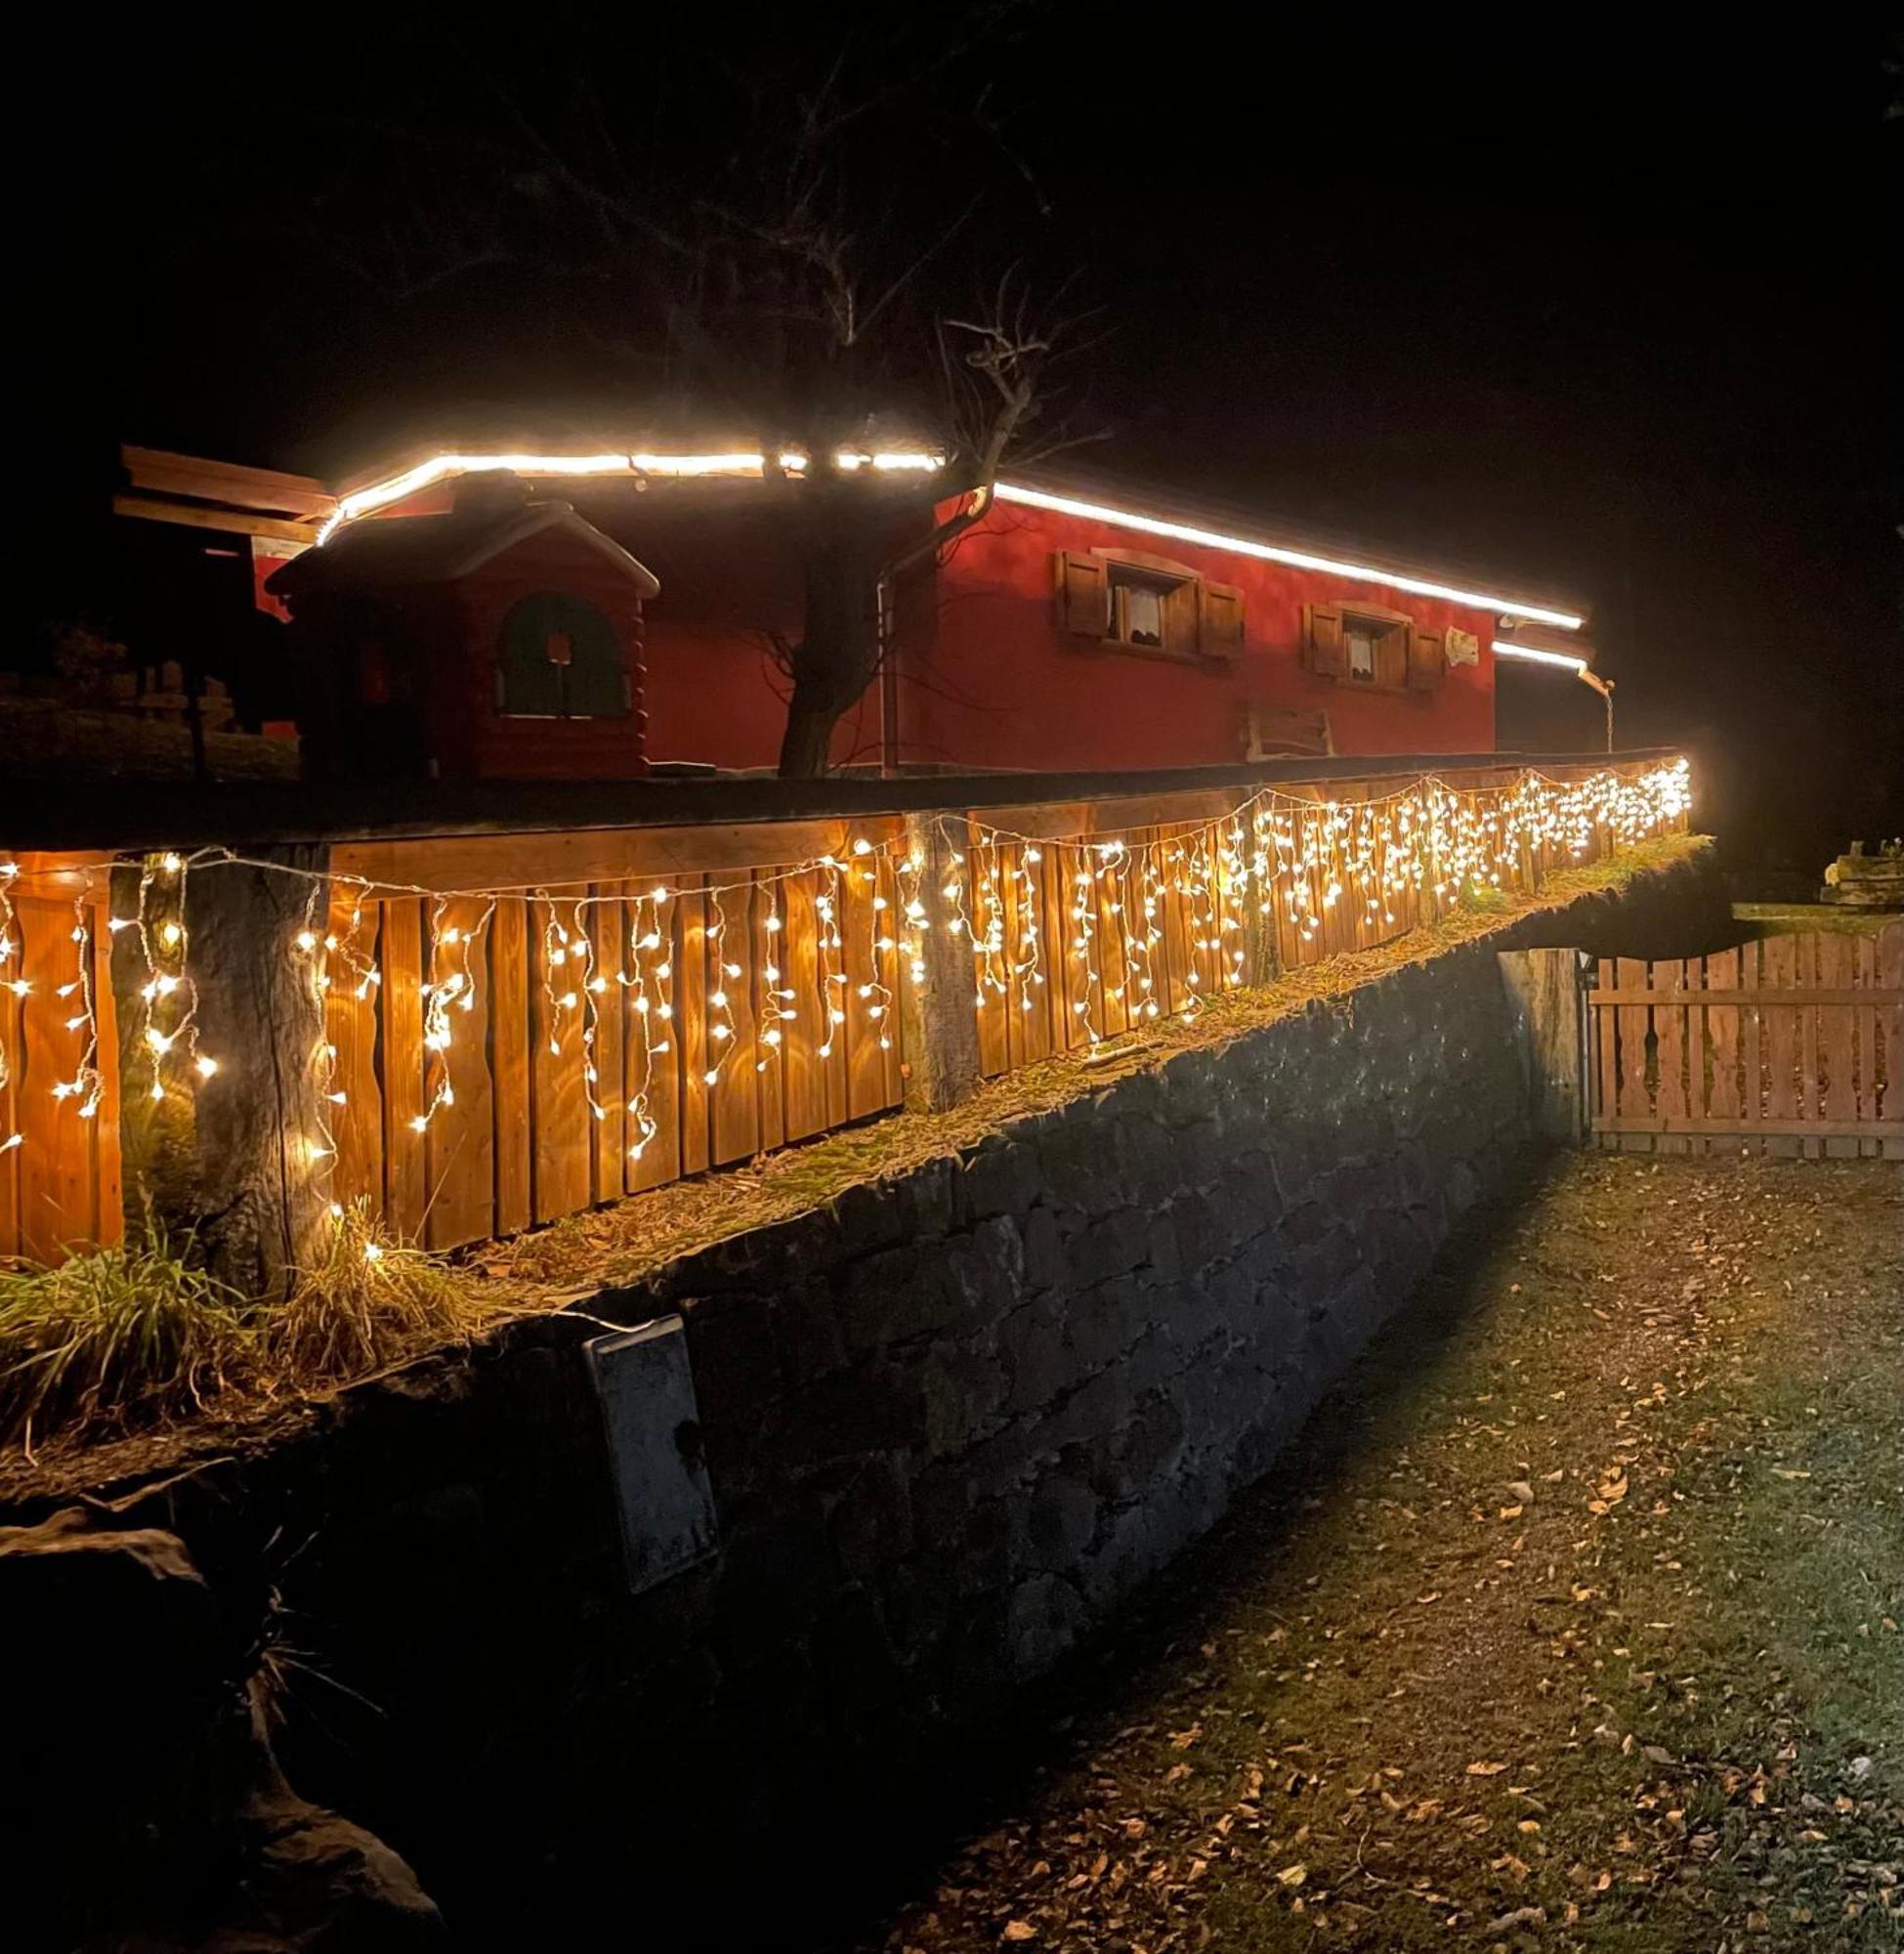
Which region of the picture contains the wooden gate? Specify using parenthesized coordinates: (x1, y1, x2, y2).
(1589, 924, 1903, 1156)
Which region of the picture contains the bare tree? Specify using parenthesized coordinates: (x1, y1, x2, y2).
(283, 19, 1095, 774)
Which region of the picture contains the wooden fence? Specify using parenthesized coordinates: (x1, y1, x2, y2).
(1589, 924, 1903, 1156)
(0, 855, 122, 1264)
(2, 754, 1690, 1264)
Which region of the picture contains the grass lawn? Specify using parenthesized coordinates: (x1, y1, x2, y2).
(868, 1155, 1903, 1953)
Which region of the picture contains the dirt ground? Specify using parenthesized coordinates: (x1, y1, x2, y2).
(863, 1155, 1903, 1954)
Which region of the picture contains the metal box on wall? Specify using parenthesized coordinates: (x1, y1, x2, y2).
(584, 1315, 719, 1595)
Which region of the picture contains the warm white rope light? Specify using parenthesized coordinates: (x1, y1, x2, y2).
(1493, 641, 1590, 674)
(317, 447, 945, 542)
(991, 483, 1586, 630)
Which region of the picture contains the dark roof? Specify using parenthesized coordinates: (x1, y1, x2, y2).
(269, 497, 659, 602)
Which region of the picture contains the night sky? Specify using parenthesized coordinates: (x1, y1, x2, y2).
(25, 11, 1901, 866)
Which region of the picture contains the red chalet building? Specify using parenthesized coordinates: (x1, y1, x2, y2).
(114, 446, 1603, 778)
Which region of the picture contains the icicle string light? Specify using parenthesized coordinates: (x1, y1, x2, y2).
(0, 761, 1688, 1208)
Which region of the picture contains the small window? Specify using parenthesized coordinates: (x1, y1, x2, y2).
(1302, 600, 1417, 691)
(1054, 551, 1245, 662)
(1109, 563, 1179, 651)
(1343, 612, 1411, 687)
(497, 590, 628, 718)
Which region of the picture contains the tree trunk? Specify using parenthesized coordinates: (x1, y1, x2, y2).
(777, 697, 839, 779)
(776, 524, 883, 779)
(111, 848, 329, 1299)
(186, 847, 330, 1298)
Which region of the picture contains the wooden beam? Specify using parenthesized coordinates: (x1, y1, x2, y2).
(1589, 987, 1900, 1007)
(120, 446, 337, 520)
(1592, 1116, 1903, 1139)
(113, 493, 320, 546)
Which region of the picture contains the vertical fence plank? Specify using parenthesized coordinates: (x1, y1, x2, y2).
(1818, 935, 1857, 1157)
(323, 885, 383, 1223)
(489, 897, 532, 1237)
(1853, 933, 1880, 1145)
(1682, 953, 1707, 1153)
(674, 876, 711, 1175)
(1762, 936, 1798, 1158)
(874, 850, 904, 1109)
(970, 838, 1010, 1081)
(0, 945, 19, 1253)
(1741, 939, 1764, 1149)
(423, 896, 496, 1251)
(17, 891, 91, 1261)
(589, 887, 627, 1203)
(529, 895, 591, 1223)
(627, 890, 683, 1194)
(380, 897, 428, 1238)
(1615, 956, 1651, 1150)
(1705, 948, 1740, 1126)
(780, 868, 826, 1143)
(752, 872, 787, 1155)
(1593, 958, 1617, 1149)
(1797, 934, 1823, 1156)
(708, 873, 760, 1165)
(1881, 923, 1903, 1157)
(1654, 958, 1687, 1154)
(841, 850, 888, 1122)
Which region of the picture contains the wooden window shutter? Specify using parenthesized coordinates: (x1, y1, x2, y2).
(1301, 601, 1345, 678)
(1407, 628, 1445, 691)
(1163, 576, 1202, 654)
(1054, 551, 1109, 636)
(1199, 581, 1246, 658)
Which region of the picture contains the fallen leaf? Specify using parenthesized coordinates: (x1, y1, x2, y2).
(1277, 1863, 1307, 1887)
(1466, 1761, 1509, 1776)
(1002, 1925, 1037, 1944)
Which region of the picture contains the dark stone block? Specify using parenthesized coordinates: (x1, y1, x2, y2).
(685, 1296, 785, 1422)
(999, 1299, 1071, 1415)
(1020, 1204, 1068, 1292)
(780, 1356, 928, 1467)
(959, 1139, 1043, 1220)
(922, 1336, 1010, 1457)
(1166, 1187, 1230, 1278)
(825, 1453, 915, 1568)
(1005, 1571, 1086, 1678)
(1025, 1469, 1099, 1570)
(1069, 1204, 1152, 1287)
(830, 1179, 909, 1257)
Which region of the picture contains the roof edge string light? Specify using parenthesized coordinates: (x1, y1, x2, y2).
(991, 484, 1586, 630)
(318, 447, 946, 542)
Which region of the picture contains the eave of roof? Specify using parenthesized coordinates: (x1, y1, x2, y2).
(116, 443, 1587, 630)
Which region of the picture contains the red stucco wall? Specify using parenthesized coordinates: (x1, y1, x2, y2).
(899, 497, 1497, 771)
(333, 482, 1504, 772)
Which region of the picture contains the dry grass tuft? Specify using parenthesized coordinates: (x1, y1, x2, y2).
(0, 1230, 262, 1451)
(266, 1203, 499, 1381)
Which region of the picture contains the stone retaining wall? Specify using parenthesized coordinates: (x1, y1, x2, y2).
(4, 848, 1724, 1945)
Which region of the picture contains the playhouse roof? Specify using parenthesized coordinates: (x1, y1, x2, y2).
(265, 491, 660, 602)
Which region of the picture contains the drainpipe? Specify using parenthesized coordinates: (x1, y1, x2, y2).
(1575, 667, 1616, 751)
(876, 573, 899, 777)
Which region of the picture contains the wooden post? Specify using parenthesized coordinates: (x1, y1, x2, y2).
(111, 846, 330, 1297)
(899, 812, 981, 1113)
(1498, 948, 1588, 1143)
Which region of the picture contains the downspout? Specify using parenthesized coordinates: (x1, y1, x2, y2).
(876, 573, 899, 778)
(1575, 667, 1616, 752)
